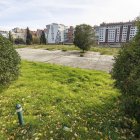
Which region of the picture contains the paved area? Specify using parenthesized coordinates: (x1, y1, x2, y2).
(17, 48, 114, 73)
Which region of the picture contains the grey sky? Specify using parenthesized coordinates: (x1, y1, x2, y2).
(0, 0, 140, 30)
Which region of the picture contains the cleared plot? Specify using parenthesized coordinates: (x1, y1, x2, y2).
(14, 44, 120, 55)
(17, 48, 114, 72)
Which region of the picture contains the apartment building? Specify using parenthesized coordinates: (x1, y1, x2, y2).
(11, 28, 26, 41)
(96, 21, 138, 44)
(46, 23, 68, 44)
(63, 26, 74, 44)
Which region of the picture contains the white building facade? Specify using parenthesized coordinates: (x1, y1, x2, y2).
(96, 21, 138, 44)
(46, 23, 68, 44)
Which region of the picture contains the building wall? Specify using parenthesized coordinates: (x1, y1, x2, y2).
(99, 27, 106, 43)
(97, 21, 138, 44)
(129, 26, 137, 40)
(11, 28, 26, 41)
(12, 32, 26, 41)
(64, 26, 74, 43)
(46, 23, 68, 44)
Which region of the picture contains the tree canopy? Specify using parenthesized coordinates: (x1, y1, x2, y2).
(40, 31, 46, 44)
(74, 24, 95, 52)
(26, 27, 32, 45)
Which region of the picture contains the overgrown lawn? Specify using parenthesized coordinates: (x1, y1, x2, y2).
(0, 61, 134, 139)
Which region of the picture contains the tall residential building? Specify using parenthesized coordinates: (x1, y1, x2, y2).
(96, 21, 138, 44)
(46, 23, 68, 44)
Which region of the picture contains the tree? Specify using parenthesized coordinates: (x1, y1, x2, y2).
(111, 18, 140, 138)
(74, 24, 95, 52)
(40, 31, 46, 44)
(0, 35, 20, 85)
(9, 31, 14, 44)
(32, 36, 40, 44)
(26, 27, 32, 45)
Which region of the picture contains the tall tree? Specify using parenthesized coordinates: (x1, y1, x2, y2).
(9, 31, 14, 44)
(74, 24, 95, 52)
(26, 27, 32, 45)
(40, 31, 46, 44)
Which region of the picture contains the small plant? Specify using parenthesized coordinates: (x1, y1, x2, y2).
(79, 51, 85, 57)
(80, 53, 84, 57)
(0, 35, 21, 85)
(62, 49, 67, 52)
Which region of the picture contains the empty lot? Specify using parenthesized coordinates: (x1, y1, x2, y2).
(17, 48, 114, 72)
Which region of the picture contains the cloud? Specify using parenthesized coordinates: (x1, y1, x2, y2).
(0, 0, 140, 30)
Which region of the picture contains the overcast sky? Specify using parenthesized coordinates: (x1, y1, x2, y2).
(0, 0, 140, 30)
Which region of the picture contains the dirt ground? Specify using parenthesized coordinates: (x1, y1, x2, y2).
(17, 48, 114, 73)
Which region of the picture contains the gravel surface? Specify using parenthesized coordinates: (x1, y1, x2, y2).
(17, 48, 114, 73)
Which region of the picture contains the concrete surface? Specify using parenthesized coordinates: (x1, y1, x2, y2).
(17, 48, 114, 73)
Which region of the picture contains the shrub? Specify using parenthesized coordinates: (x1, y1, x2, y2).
(0, 35, 21, 85)
(111, 42, 140, 137)
(111, 17, 140, 138)
(80, 52, 85, 57)
(14, 38, 25, 44)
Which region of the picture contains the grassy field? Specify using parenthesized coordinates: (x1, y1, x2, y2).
(0, 61, 134, 139)
(14, 44, 120, 56)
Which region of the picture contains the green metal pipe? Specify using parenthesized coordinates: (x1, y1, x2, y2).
(16, 104, 24, 125)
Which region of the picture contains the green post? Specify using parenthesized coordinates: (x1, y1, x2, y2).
(16, 104, 24, 125)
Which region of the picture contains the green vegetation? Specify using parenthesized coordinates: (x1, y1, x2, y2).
(90, 46, 120, 55)
(32, 36, 40, 45)
(8, 31, 14, 44)
(26, 27, 32, 45)
(112, 19, 140, 138)
(0, 35, 20, 85)
(74, 24, 95, 52)
(0, 61, 136, 139)
(40, 31, 46, 45)
(14, 44, 120, 55)
(14, 38, 25, 45)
